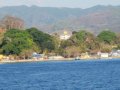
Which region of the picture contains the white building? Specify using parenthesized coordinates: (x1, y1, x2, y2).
(100, 53, 109, 58)
(97, 52, 109, 58)
(110, 50, 120, 57)
(60, 31, 72, 40)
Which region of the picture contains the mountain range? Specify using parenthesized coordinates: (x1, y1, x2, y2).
(0, 5, 120, 34)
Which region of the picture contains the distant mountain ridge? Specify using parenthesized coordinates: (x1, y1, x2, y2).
(0, 5, 120, 33)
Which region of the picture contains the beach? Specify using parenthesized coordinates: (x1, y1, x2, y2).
(0, 57, 120, 64)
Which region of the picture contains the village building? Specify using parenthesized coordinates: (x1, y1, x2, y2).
(32, 52, 45, 60)
(60, 30, 72, 40)
(97, 52, 109, 58)
(52, 30, 72, 40)
(110, 50, 120, 57)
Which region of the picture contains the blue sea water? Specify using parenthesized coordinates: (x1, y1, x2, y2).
(0, 59, 120, 90)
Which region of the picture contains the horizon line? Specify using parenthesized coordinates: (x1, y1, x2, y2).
(0, 4, 120, 9)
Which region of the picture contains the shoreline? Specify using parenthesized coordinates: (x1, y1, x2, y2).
(0, 57, 120, 64)
(0, 58, 74, 64)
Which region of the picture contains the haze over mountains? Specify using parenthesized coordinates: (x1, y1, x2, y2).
(0, 5, 120, 33)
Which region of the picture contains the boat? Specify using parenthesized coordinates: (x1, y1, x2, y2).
(75, 56, 80, 60)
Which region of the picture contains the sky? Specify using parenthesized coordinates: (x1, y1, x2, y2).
(0, 0, 120, 8)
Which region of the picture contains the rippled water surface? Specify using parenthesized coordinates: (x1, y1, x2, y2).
(0, 59, 120, 90)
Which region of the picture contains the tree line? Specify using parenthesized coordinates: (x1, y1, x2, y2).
(0, 16, 120, 59)
(60, 30, 120, 57)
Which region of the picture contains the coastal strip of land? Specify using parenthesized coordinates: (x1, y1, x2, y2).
(0, 58, 74, 64)
(0, 57, 120, 64)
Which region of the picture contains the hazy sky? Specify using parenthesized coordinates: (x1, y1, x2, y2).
(0, 0, 120, 8)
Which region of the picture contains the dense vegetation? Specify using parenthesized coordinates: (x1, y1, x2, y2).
(0, 27, 119, 58)
(26, 28, 55, 52)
